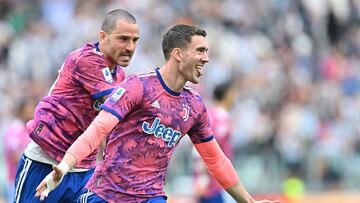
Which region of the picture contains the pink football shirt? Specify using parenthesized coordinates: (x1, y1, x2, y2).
(4, 119, 31, 181)
(86, 68, 214, 202)
(27, 42, 125, 168)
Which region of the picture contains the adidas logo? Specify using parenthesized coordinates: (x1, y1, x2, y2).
(151, 100, 160, 109)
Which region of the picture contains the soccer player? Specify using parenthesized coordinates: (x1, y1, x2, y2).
(193, 80, 237, 203)
(35, 24, 278, 203)
(14, 9, 139, 203)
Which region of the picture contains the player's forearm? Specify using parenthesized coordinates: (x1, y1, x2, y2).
(59, 152, 78, 172)
(66, 110, 118, 166)
(226, 182, 255, 203)
(195, 140, 239, 187)
(195, 139, 256, 202)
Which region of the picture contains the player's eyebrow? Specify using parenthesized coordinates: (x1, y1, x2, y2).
(196, 47, 208, 52)
(115, 35, 140, 41)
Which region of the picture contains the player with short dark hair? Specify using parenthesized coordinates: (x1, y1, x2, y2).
(35, 24, 278, 203)
(14, 9, 139, 203)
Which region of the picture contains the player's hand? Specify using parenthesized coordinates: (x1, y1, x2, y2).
(35, 164, 68, 201)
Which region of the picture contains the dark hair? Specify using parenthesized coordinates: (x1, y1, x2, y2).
(213, 80, 233, 101)
(101, 9, 136, 33)
(162, 24, 207, 60)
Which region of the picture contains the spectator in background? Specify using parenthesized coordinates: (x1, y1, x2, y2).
(3, 97, 35, 203)
(193, 80, 237, 203)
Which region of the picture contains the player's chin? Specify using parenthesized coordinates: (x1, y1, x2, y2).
(190, 77, 201, 84)
(118, 60, 131, 67)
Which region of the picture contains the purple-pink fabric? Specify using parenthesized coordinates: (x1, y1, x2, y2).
(27, 42, 125, 168)
(86, 68, 213, 202)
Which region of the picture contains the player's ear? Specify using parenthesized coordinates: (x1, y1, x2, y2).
(99, 31, 107, 43)
(172, 48, 182, 62)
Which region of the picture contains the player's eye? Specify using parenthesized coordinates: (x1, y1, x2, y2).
(117, 36, 129, 42)
(196, 47, 208, 54)
(133, 37, 139, 44)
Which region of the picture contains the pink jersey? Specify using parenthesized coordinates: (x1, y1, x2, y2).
(86, 68, 214, 202)
(27, 42, 125, 168)
(204, 106, 234, 197)
(208, 106, 233, 159)
(4, 119, 31, 181)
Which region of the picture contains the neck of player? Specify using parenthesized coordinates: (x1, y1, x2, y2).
(159, 64, 186, 93)
(99, 44, 116, 71)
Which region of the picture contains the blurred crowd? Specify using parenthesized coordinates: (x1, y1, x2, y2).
(0, 0, 360, 201)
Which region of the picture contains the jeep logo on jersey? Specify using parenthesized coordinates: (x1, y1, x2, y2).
(142, 117, 181, 147)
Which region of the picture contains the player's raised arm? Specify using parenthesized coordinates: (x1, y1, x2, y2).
(35, 110, 119, 200)
(194, 139, 279, 203)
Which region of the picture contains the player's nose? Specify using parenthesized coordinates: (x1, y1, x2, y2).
(201, 52, 209, 64)
(125, 41, 136, 53)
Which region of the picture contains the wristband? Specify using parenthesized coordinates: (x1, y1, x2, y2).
(58, 161, 71, 174)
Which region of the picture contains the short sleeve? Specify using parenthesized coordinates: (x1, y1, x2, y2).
(188, 100, 214, 144)
(101, 75, 143, 121)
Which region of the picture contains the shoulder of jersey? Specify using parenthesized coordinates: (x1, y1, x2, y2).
(71, 43, 102, 57)
(183, 83, 201, 96)
(73, 44, 106, 65)
(136, 69, 157, 79)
